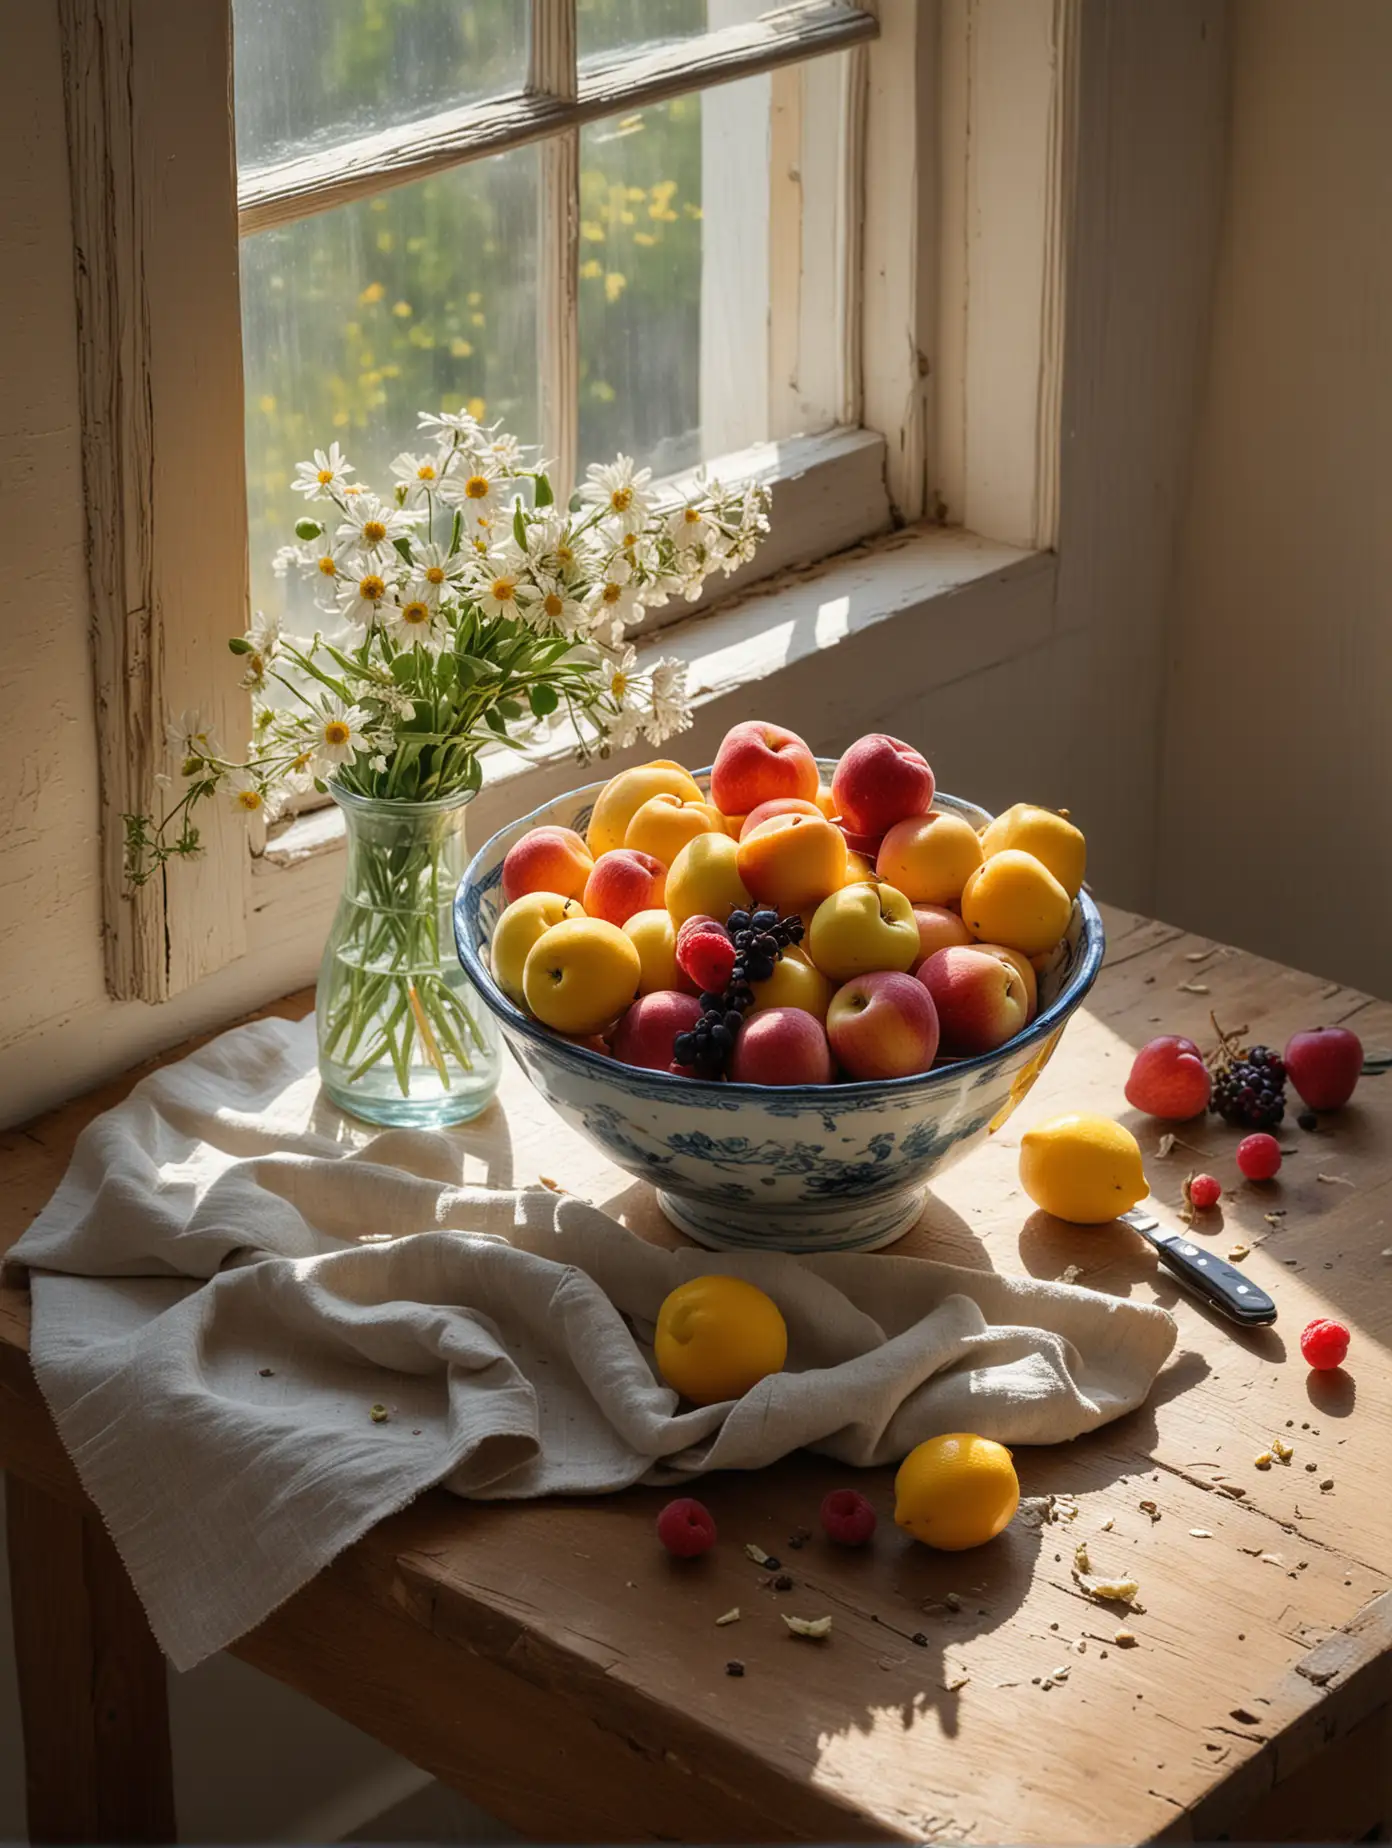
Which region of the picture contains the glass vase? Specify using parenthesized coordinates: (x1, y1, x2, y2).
(316, 785, 500, 1127)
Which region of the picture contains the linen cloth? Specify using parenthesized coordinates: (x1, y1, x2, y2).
(11, 1014, 1176, 1672)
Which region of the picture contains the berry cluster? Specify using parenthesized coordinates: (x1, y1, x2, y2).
(673, 907, 804, 1077)
(1211, 1033, 1287, 1131)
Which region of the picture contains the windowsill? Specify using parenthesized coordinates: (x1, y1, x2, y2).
(259, 521, 1049, 873)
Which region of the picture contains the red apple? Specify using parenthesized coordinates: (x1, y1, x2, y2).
(729, 1007, 835, 1085)
(912, 905, 974, 961)
(1124, 1035, 1211, 1119)
(973, 942, 1039, 1024)
(582, 848, 666, 928)
(710, 720, 820, 816)
(1284, 1026, 1364, 1111)
(827, 971, 940, 1080)
(611, 991, 703, 1073)
(501, 825, 594, 905)
(831, 734, 935, 839)
(916, 945, 1030, 1056)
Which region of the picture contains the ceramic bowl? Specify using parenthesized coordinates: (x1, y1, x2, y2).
(454, 764, 1104, 1254)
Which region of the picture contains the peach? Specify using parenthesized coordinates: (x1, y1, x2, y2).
(624, 792, 725, 865)
(912, 904, 974, 962)
(845, 850, 878, 885)
(666, 831, 752, 927)
(586, 759, 702, 857)
(623, 907, 693, 996)
(806, 881, 921, 983)
(611, 991, 704, 1073)
(583, 849, 666, 928)
(501, 825, 594, 906)
(980, 803, 1086, 899)
(876, 811, 983, 907)
(491, 892, 586, 1003)
(828, 971, 940, 1080)
(523, 917, 641, 1036)
(730, 1007, 835, 1086)
(814, 783, 837, 819)
(973, 941, 1038, 1023)
(960, 849, 1071, 958)
(736, 812, 848, 915)
(916, 945, 1031, 1056)
(747, 945, 833, 1023)
(710, 720, 819, 816)
(738, 797, 823, 840)
(831, 734, 935, 838)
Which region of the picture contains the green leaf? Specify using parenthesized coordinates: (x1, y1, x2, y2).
(449, 509, 463, 556)
(393, 536, 414, 566)
(529, 682, 559, 718)
(294, 518, 322, 541)
(534, 473, 554, 509)
(512, 501, 527, 550)
(227, 636, 253, 655)
(497, 698, 523, 722)
(485, 708, 510, 738)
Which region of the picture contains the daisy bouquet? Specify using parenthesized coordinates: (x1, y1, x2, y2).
(125, 407, 770, 1117)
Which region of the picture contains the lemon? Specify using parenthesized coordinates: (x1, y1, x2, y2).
(894, 1433, 1020, 1551)
(654, 1276, 788, 1406)
(1018, 1112, 1148, 1224)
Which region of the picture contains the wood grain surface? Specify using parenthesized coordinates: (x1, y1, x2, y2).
(2, 906, 1390, 1843)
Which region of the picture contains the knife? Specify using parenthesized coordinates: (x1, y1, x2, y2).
(1121, 1206, 1277, 1326)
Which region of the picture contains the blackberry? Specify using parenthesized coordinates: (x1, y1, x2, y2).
(676, 908, 808, 1078)
(1210, 1025, 1287, 1130)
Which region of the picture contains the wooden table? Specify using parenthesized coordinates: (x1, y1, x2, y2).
(3, 905, 1391, 1845)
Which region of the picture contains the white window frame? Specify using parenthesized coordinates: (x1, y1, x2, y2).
(59, 0, 1069, 1005)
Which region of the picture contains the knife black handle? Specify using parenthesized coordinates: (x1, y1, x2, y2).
(1155, 1234, 1278, 1325)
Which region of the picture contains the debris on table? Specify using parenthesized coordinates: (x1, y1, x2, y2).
(1316, 1173, 1355, 1187)
(1139, 1498, 1161, 1522)
(725, 1659, 745, 1677)
(1227, 1243, 1251, 1261)
(744, 1542, 779, 1568)
(715, 1607, 741, 1627)
(784, 1614, 833, 1639)
(1254, 1451, 1273, 1470)
(1271, 1437, 1294, 1464)
(1114, 1629, 1138, 1647)
(1189, 1528, 1213, 1538)
(369, 1403, 390, 1423)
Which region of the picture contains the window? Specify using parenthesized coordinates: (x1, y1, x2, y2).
(62, 0, 1064, 1006)
(232, 1, 886, 630)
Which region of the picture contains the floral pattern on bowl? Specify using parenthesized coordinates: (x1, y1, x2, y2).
(454, 764, 1104, 1253)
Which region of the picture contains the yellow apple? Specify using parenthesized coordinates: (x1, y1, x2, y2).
(806, 881, 920, 983)
(979, 803, 1086, 899)
(491, 892, 585, 1003)
(586, 760, 702, 858)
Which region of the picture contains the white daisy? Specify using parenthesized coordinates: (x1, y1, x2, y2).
(292, 442, 354, 499)
(335, 494, 419, 554)
(483, 429, 526, 472)
(311, 698, 371, 771)
(389, 450, 447, 496)
(239, 610, 281, 691)
(385, 586, 441, 646)
(417, 406, 484, 442)
(226, 769, 265, 815)
(440, 460, 502, 528)
(167, 707, 221, 764)
(667, 502, 713, 550)
(475, 565, 526, 620)
(583, 555, 640, 638)
(580, 454, 653, 523)
(341, 559, 395, 620)
(647, 657, 692, 743)
(411, 541, 468, 598)
(605, 707, 646, 751)
(528, 574, 584, 636)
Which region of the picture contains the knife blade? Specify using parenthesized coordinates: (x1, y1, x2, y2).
(1121, 1206, 1277, 1326)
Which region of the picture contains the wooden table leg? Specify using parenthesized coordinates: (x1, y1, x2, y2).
(6, 1472, 176, 1843)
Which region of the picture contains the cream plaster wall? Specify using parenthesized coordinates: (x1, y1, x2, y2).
(1157, 0, 1392, 997)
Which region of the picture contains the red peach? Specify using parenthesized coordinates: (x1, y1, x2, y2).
(831, 734, 935, 838)
(972, 942, 1039, 1024)
(1284, 1027, 1364, 1111)
(1124, 1035, 1211, 1119)
(610, 991, 704, 1073)
(916, 945, 1030, 1056)
(827, 971, 940, 1080)
(729, 1008, 835, 1085)
(912, 904, 974, 962)
(710, 720, 820, 816)
(501, 825, 594, 905)
(738, 797, 824, 840)
(582, 849, 667, 928)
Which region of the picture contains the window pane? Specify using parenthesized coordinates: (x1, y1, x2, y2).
(578, 84, 771, 479)
(233, 0, 527, 172)
(578, 0, 707, 62)
(241, 150, 538, 623)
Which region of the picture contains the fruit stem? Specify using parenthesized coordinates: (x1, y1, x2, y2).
(1206, 1011, 1250, 1069)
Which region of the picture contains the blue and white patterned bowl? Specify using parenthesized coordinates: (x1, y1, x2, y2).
(454, 765, 1104, 1254)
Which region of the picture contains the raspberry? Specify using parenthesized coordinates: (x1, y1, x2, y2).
(675, 918, 736, 996)
(1300, 1318, 1350, 1371)
(656, 1497, 717, 1557)
(1236, 1132, 1282, 1181)
(1185, 1172, 1222, 1211)
(820, 1488, 877, 1546)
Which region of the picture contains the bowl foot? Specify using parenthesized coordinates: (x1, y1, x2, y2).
(656, 1188, 924, 1255)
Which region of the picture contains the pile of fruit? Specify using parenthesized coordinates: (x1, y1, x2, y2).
(488, 720, 1086, 1084)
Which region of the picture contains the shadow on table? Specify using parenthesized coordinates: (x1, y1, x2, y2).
(306, 1089, 517, 1193)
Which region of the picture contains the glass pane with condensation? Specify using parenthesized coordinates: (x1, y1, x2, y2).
(578, 0, 772, 66)
(233, 0, 527, 173)
(577, 83, 771, 480)
(241, 148, 538, 627)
